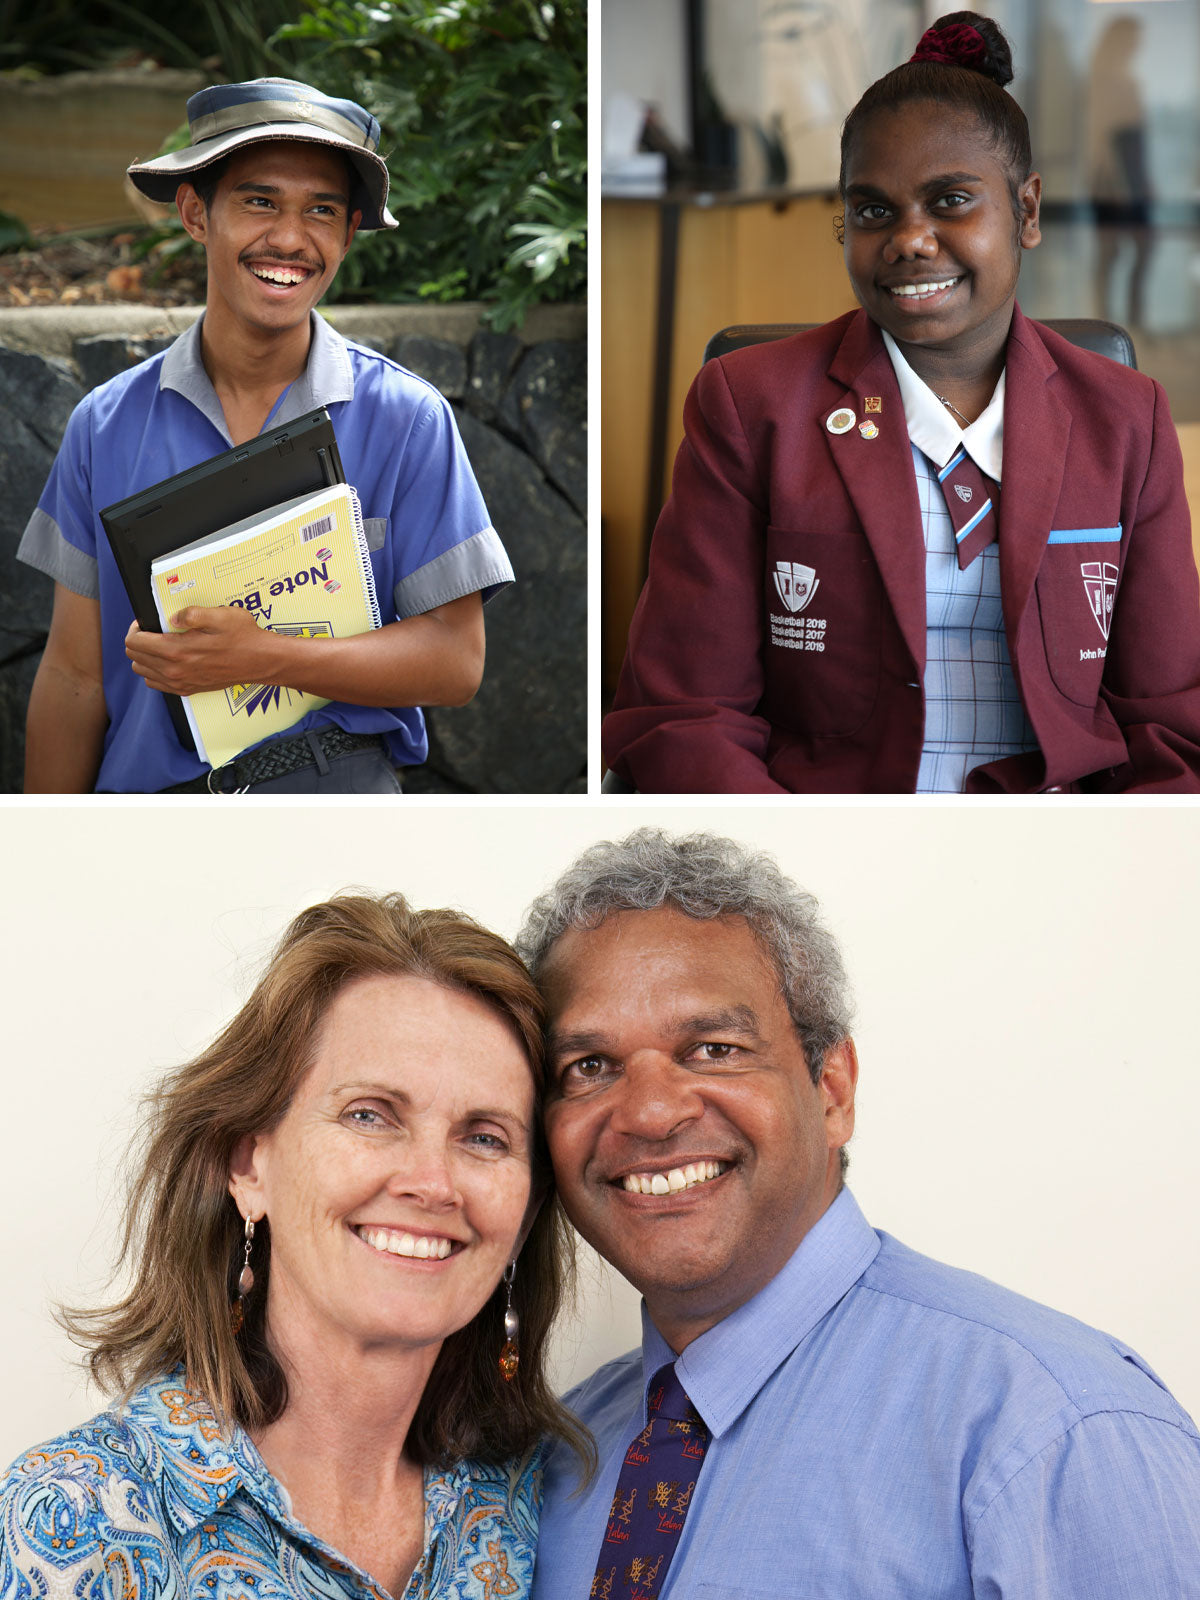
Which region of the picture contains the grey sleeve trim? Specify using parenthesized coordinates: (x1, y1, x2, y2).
(394, 526, 515, 616)
(363, 517, 387, 553)
(16, 508, 100, 599)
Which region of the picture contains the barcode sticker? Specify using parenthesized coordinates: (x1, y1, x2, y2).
(301, 514, 335, 541)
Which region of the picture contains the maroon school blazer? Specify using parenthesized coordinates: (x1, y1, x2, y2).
(603, 307, 1200, 792)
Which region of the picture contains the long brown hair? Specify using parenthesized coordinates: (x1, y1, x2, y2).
(62, 892, 592, 1471)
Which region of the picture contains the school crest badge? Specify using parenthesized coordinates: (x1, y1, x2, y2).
(773, 561, 819, 614)
(1080, 560, 1118, 641)
(954, 484, 973, 503)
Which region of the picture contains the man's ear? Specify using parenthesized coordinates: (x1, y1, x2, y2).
(177, 183, 208, 244)
(228, 1131, 268, 1221)
(820, 1038, 858, 1152)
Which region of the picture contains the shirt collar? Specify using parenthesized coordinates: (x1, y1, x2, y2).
(159, 312, 356, 443)
(881, 329, 1005, 482)
(638, 1187, 881, 1439)
(133, 1370, 474, 1556)
(125, 1371, 273, 1534)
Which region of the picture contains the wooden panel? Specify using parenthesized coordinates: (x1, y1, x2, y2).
(664, 197, 858, 509)
(666, 205, 737, 499)
(601, 202, 661, 688)
(1177, 423, 1200, 578)
(731, 196, 859, 326)
(601, 194, 860, 686)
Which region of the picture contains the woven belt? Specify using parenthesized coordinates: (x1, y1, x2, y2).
(163, 728, 387, 793)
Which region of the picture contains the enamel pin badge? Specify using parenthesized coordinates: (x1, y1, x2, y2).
(859, 420, 879, 440)
(827, 408, 856, 435)
(865, 397, 882, 414)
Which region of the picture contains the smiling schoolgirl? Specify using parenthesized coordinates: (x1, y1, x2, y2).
(603, 11, 1200, 793)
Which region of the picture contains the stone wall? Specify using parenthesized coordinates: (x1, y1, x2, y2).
(0, 304, 586, 793)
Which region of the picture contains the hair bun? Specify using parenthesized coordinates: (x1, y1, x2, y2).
(910, 11, 1014, 88)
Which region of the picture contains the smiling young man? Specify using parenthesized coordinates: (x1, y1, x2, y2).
(517, 829, 1200, 1600)
(602, 13, 1200, 793)
(19, 79, 512, 792)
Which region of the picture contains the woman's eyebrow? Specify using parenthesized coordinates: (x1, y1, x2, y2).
(846, 171, 986, 203)
(919, 171, 986, 191)
(329, 1083, 531, 1130)
(461, 1106, 532, 1132)
(844, 181, 892, 202)
(329, 1080, 411, 1102)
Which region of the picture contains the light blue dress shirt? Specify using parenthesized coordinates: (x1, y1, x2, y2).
(534, 1189, 1200, 1599)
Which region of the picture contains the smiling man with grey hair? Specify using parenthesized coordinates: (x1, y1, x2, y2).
(521, 828, 1200, 1600)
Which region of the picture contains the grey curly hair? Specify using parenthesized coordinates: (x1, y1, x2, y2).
(515, 829, 854, 1083)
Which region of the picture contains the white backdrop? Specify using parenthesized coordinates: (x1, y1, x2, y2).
(3, 801, 1197, 1466)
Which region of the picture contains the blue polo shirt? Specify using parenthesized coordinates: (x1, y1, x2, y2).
(18, 313, 512, 792)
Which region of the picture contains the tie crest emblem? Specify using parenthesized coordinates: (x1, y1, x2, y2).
(954, 484, 973, 503)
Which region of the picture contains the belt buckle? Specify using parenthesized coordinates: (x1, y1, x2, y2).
(206, 761, 247, 795)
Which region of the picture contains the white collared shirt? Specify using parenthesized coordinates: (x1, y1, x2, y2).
(882, 329, 1005, 481)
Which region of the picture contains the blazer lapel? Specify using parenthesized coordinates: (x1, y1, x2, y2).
(826, 313, 928, 674)
(998, 306, 1071, 645)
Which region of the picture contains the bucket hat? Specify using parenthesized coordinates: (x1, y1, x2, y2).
(127, 77, 397, 230)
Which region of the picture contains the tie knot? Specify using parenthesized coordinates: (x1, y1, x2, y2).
(647, 1364, 698, 1423)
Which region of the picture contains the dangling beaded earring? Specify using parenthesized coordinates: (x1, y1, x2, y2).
(231, 1216, 255, 1336)
(498, 1260, 519, 1382)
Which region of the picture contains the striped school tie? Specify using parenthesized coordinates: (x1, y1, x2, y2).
(937, 448, 1001, 570)
(590, 1364, 710, 1600)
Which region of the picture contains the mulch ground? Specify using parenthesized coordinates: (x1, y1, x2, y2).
(0, 229, 205, 307)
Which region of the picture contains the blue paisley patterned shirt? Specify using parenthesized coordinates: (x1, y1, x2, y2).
(0, 1372, 541, 1599)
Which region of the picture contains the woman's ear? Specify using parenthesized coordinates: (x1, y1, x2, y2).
(1018, 171, 1042, 251)
(514, 1177, 551, 1257)
(228, 1132, 267, 1222)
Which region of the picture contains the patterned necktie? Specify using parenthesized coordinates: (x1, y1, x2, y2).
(937, 447, 1001, 570)
(590, 1364, 710, 1600)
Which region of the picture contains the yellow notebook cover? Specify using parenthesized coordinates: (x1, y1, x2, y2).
(150, 482, 380, 769)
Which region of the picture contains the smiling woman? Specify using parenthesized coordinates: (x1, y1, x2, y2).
(602, 8, 1200, 794)
(0, 893, 590, 1600)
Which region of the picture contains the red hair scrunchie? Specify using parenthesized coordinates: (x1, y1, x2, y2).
(909, 22, 988, 70)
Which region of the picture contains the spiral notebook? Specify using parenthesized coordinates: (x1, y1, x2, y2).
(150, 481, 380, 769)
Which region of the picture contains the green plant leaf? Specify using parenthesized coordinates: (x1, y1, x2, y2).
(0, 209, 32, 254)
